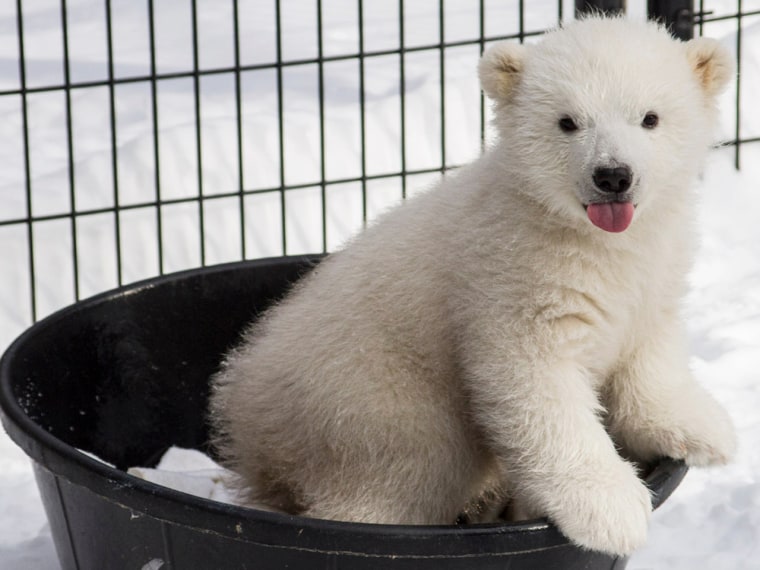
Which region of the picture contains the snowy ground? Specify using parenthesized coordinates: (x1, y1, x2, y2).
(1, 1, 759, 568)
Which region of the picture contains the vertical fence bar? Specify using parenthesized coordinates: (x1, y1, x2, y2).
(190, 0, 206, 266)
(575, 0, 625, 16)
(648, 0, 695, 40)
(735, 0, 742, 169)
(697, 0, 704, 36)
(398, 0, 407, 200)
(60, 0, 81, 302)
(147, 0, 165, 274)
(104, 0, 123, 286)
(15, 0, 37, 322)
(478, 0, 486, 153)
(438, 0, 446, 173)
(232, 0, 246, 260)
(518, 0, 525, 42)
(358, 0, 368, 222)
(275, 0, 287, 254)
(317, 0, 327, 252)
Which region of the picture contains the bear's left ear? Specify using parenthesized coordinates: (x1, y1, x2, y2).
(685, 37, 735, 98)
(478, 41, 528, 102)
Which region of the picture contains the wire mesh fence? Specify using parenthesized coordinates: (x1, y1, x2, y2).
(0, 0, 758, 349)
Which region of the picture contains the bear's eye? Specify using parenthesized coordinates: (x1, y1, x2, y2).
(558, 116, 578, 133)
(641, 112, 659, 129)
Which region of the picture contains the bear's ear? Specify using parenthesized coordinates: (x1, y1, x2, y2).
(478, 41, 528, 102)
(685, 37, 735, 98)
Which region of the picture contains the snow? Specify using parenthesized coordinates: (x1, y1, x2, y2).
(126, 447, 250, 507)
(1, 1, 759, 568)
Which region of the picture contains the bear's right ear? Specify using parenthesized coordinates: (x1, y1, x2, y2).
(478, 42, 528, 102)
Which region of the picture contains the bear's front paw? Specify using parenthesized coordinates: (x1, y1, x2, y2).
(651, 404, 737, 467)
(549, 461, 652, 556)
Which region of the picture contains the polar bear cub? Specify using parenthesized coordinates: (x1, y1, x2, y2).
(209, 16, 736, 556)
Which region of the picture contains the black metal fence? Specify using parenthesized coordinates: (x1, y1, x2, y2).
(0, 0, 757, 349)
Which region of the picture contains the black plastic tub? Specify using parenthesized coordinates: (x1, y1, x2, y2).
(0, 255, 688, 570)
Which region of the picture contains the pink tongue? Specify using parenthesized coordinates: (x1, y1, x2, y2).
(587, 202, 634, 233)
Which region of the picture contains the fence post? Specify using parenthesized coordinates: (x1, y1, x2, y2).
(648, 0, 695, 40)
(575, 1, 625, 16)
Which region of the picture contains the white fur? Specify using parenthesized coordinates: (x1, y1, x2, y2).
(209, 16, 736, 556)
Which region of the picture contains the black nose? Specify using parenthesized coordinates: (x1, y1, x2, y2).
(593, 166, 632, 193)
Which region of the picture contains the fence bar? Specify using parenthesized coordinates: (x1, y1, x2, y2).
(735, 0, 742, 169)
(232, 0, 246, 260)
(15, 0, 37, 322)
(399, 0, 408, 200)
(575, 0, 625, 16)
(0, 32, 561, 100)
(190, 0, 206, 266)
(316, 0, 327, 252)
(147, 0, 165, 274)
(358, 0, 369, 224)
(0, 165, 469, 229)
(60, 0, 81, 302)
(275, 0, 287, 255)
(104, 0, 123, 286)
(478, 0, 486, 153)
(648, 0, 695, 40)
(439, 0, 446, 173)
